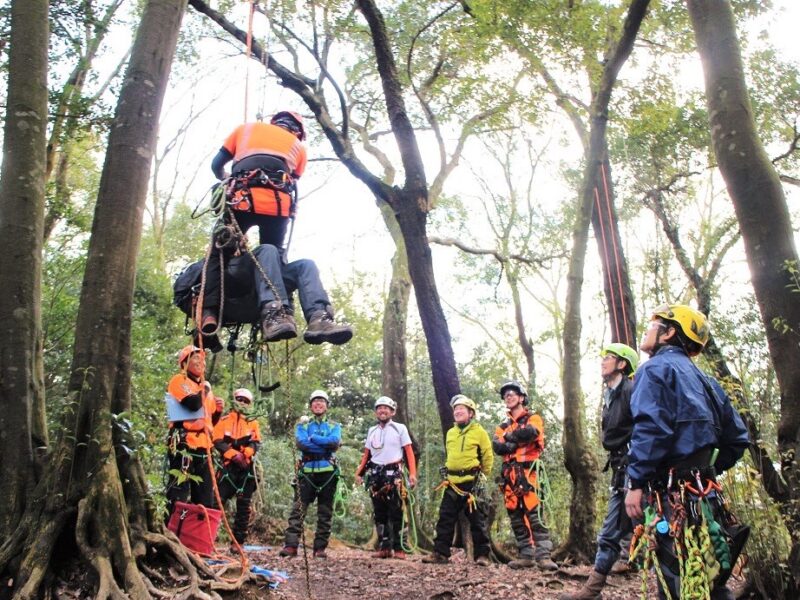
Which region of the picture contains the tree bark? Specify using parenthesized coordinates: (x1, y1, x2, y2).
(379, 203, 413, 425)
(0, 0, 48, 541)
(1, 1, 188, 597)
(558, 0, 650, 561)
(688, 0, 800, 592)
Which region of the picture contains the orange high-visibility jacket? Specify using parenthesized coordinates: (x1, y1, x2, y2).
(494, 409, 545, 510)
(167, 374, 220, 450)
(223, 122, 308, 217)
(212, 411, 262, 465)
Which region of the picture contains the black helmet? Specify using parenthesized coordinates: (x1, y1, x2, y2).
(271, 110, 306, 141)
(499, 380, 528, 404)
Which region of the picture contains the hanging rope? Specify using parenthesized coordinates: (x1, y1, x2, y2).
(593, 184, 622, 342)
(599, 162, 632, 345)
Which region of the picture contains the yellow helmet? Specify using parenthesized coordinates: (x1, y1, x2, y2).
(450, 394, 477, 412)
(652, 304, 710, 350)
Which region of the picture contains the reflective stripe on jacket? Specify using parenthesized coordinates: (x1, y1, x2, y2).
(222, 122, 307, 216)
(167, 374, 219, 449)
(213, 411, 262, 463)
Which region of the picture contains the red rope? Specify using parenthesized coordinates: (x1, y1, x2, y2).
(594, 185, 621, 342)
(600, 163, 631, 346)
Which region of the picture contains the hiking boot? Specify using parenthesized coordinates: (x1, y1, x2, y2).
(609, 559, 630, 575)
(537, 557, 559, 571)
(278, 546, 297, 557)
(508, 557, 535, 569)
(313, 548, 327, 559)
(475, 555, 491, 566)
(303, 307, 353, 345)
(421, 552, 449, 564)
(393, 550, 407, 560)
(373, 549, 392, 559)
(260, 302, 297, 342)
(558, 570, 606, 600)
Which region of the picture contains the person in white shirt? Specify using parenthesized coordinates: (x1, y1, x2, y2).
(355, 397, 418, 559)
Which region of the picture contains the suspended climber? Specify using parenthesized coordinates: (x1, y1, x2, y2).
(561, 343, 638, 600)
(492, 381, 558, 571)
(355, 396, 418, 559)
(624, 304, 749, 600)
(212, 387, 262, 547)
(164, 345, 223, 519)
(179, 110, 352, 348)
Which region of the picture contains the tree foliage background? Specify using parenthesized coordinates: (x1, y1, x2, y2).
(0, 0, 798, 598)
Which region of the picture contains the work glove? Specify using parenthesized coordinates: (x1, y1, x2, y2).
(231, 452, 249, 470)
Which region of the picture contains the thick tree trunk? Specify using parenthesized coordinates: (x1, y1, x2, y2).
(1, 1, 188, 597)
(393, 196, 459, 433)
(688, 1, 800, 593)
(559, 0, 650, 561)
(0, 0, 48, 542)
(378, 202, 413, 425)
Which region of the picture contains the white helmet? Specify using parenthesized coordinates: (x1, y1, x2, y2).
(309, 389, 330, 405)
(233, 388, 254, 403)
(374, 396, 397, 410)
(233, 388, 255, 413)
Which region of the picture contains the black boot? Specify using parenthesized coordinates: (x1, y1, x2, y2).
(260, 301, 297, 342)
(303, 306, 353, 345)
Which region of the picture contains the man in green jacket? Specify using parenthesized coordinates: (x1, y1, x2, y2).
(423, 395, 493, 565)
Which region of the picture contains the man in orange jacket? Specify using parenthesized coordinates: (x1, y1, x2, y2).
(213, 388, 262, 546)
(211, 111, 307, 248)
(492, 380, 558, 570)
(164, 345, 223, 519)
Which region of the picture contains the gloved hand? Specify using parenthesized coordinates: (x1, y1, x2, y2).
(231, 452, 249, 470)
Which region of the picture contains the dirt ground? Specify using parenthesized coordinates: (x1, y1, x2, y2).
(236, 544, 661, 600)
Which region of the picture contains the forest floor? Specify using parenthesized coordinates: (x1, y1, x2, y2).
(226, 538, 661, 600)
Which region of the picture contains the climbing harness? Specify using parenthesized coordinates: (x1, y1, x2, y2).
(628, 466, 748, 600)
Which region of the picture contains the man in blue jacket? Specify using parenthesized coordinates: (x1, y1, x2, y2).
(624, 304, 749, 600)
(280, 389, 342, 559)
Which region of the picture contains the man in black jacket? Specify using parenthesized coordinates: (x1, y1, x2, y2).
(560, 343, 637, 600)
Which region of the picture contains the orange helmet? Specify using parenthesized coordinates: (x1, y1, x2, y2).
(271, 111, 306, 141)
(177, 345, 202, 367)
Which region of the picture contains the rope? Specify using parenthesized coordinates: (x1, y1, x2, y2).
(398, 470, 419, 553)
(593, 185, 621, 342)
(600, 163, 632, 345)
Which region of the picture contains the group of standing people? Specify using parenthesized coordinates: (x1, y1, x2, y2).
(164, 345, 262, 546)
(170, 128, 751, 598)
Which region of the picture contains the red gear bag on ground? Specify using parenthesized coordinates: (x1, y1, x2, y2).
(167, 501, 222, 555)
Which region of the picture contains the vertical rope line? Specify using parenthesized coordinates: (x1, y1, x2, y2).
(600, 162, 632, 345)
(594, 185, 621, 342)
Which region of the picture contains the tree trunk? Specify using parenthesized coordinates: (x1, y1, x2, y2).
(559, 0, 650, 561)
(0, 0, 48, 541)
(0, 1, 189, 597)
(688, 0, 800, 593)
(378, 202, 413, 426)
